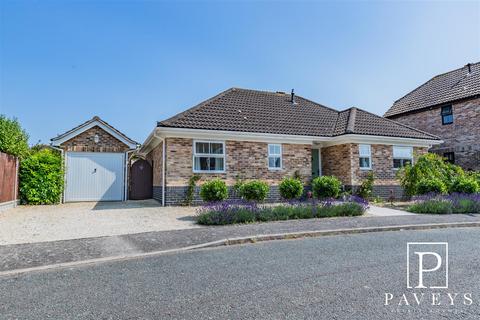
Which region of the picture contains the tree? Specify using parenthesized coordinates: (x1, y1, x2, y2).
(0, 115, 29, 158)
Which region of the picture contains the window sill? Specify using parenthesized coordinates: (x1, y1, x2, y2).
(268, 168, 283, 171)
(359, 168, 372, 171)
(192, 170, 226, 174)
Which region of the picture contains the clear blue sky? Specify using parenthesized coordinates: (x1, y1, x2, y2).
(1, 1, 479, 145)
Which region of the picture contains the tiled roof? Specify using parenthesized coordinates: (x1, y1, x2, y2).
(159, 88, 440, 140)
(384, 62, 480, 117)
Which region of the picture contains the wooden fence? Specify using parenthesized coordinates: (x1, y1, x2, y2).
(0, 151, 19, 210)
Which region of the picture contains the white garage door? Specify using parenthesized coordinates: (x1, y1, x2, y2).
(65, 152, 125, 202)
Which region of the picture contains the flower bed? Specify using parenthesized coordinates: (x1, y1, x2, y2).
(407, 193, 480, 214)
(196, 196, 369, 225)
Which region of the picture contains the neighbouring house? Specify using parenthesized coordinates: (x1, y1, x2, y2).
(139, 88, 441, 205)
(384, 62, 480, 171)
(51, 116, 138, 202)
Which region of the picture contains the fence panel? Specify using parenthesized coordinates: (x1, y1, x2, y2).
(0, 152, 18, 205)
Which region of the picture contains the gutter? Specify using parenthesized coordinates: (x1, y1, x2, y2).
(14, 156, 19, 208)
(49, 145, 65, 203)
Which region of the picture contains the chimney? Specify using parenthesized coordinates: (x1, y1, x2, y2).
(291, 89, 297, 104)
(467, 63, 472, 73)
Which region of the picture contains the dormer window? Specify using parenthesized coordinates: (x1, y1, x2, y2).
(441, 105, 453, 125)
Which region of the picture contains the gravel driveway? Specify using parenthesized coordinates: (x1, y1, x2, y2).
(0, 200, 200, 245)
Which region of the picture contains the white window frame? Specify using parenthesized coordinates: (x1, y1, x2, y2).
(359, 144, 372, 170)
(192, 140, 226, 173)
(268, 144, 282, 170)
(393, 146, 413, 170)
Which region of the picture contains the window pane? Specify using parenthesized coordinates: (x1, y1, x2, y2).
(393, 159, 402, 168)
(359, 157, 370, 168)
(442, 114, 453, 124)
(274, 145, 281, 154)
(393, 147, 413, 158)
(359, 145, 370, 157)
(441, 106, 452, 115)
(209, 157, 224, 171)
(268, 157, 275, 168)
(274, 157, 281, 168)
(210, 143, 223, 154)
(194, 156, 209, 170)
(195, 142, 210, 154)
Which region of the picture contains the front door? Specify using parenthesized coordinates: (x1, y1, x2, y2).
(312, 149, 320, 178)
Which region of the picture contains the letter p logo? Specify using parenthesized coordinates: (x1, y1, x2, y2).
(407, 243, 448, 289)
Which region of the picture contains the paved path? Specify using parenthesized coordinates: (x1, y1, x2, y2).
(1, 213, 479, 272)
(366, 204, 416, 216)
(1, 228, 479, 319)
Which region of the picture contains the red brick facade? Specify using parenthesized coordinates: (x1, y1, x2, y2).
(388, 97, 480, 171)
(147, 138, 429, 203)
(59, 126, 130, 152)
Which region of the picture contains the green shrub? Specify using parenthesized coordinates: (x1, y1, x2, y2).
(279, 178, 304, 200)
(184, 175, 200, 205)
(407, 200, 453, 214)
(398, 153, 464, 196)
(453, 199, 479, 213)
(312, 176, 342, 199)
(450, 176, 480, 194)
(357, 172, 375, 200)
(239, 180, 270, 201)
(415, 177, 448, 195)
(19, 149, 63, 204)
(199, 179, 228, 202)
(0, 115, 29, 158)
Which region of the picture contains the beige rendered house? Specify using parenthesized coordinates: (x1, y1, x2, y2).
(139, 88, 441, 205)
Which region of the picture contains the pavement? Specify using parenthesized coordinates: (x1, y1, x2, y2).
(1, 227, 479, 319)
(1, 213, 479, 274)
(0, 200, 199, 245)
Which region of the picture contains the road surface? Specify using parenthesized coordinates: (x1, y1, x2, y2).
(1, 228, 479, 319)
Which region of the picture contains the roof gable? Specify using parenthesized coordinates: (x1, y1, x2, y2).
(51, 116, 138, 149)
(385, 62, 480, 117)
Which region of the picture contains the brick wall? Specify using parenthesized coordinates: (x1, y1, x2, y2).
(321, 144, 353, 185)
(148, 138, 429, 204)
(60, 126, 130, 152)
(388, 97, 480, 170)
(145, 141, 163, 186)
(164, 138, 311, 186)
(322, 143, 428, 199)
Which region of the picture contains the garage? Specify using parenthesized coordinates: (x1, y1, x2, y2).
(51, 116, 138, 202)
(65, 152, 125, 202)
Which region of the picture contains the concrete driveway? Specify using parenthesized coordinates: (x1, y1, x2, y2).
(0, 200, 200, 245)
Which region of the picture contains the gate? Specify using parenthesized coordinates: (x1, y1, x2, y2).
(129, 159, 153, 200)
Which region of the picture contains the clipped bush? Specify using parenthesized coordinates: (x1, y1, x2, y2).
(239, 180, 270, 202)
(19, 149, 63, 204)
(357, 172, 375, 200)
(279, 178, 304, 200)
(199, 179, 228, 202)
(397, 153, 464, 196)
(415, 177, 448, 195)
(312, 176, 342, 199)
(450, 176, 480, 194)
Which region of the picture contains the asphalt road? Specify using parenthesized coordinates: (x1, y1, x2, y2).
(1, 228, 480, 320)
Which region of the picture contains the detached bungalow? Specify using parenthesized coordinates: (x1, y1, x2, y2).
(139, 88, 442, 205)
